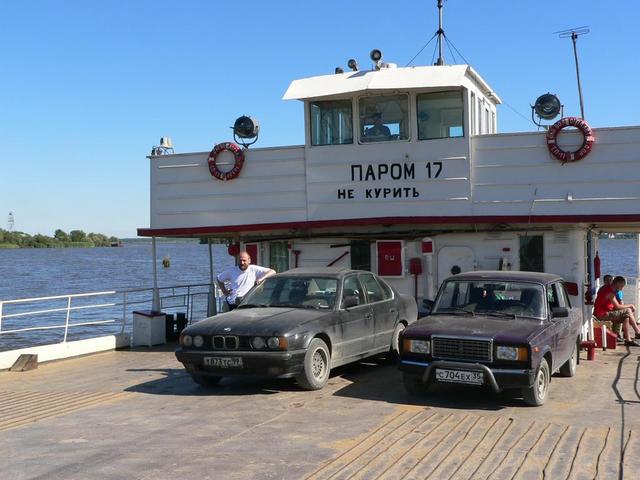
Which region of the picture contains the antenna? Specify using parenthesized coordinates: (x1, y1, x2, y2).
(435, 0, 445, 65)
(7, 211, 14, 231)
(555, 26, 590, 119)
(150, 137, 175, 156)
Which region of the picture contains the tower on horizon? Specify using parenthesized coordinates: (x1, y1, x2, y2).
(7, 211, 14, 231)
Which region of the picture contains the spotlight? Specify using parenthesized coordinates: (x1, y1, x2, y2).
(370, 49, 383, 62)
(347, 59, 358, 71)
(534, 93, 562, 120)
(335, 67, 344, 74)
(233, 116, 259, 139)
(232, 115, 260, 147)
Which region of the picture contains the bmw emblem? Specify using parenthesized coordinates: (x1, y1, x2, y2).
(224, 327, 231, 332)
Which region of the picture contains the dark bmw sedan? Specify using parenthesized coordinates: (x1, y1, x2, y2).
(399, 271, 583, 406)
(176, 268, 417, 390)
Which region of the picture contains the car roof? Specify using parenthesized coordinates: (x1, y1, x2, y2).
(445, 270, 564, 285)
(275, 267, 371, 278)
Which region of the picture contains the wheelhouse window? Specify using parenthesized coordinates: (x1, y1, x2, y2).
(310, 100, 353, 146)
(417, 91, 464, 140)
(359, 95, 409, 143)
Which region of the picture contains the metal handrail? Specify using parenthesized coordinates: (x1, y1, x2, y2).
(0, 282, 224, 350)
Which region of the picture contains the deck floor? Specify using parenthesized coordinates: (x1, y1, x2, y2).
(1, 345, 639, 479)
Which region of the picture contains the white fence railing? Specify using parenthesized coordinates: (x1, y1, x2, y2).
(0, 283, 224, 352)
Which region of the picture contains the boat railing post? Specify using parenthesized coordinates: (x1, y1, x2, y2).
(121, 291, 127, 334)
(63, 295, 72, 342)
(0, 301, 3, 334)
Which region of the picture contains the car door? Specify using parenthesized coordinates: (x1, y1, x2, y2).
(336, 275, 374, 359)
(547, 282, 572, 365)
(360, 273, 397, 349)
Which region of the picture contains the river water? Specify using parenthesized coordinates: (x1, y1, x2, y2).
(0, 238, 637, 351)
(0, 242, 233, 351)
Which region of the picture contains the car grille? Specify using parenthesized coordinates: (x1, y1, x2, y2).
(212, 335, 239, 350)
(432, 336, 492, 362)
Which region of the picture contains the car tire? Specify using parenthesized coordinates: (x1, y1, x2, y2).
(559, 339, 578, 377)
(189, 373, 222, 387)
(387, 322, 406, 363)
(403, 372, 425, 396)
(296, 338, 331, 390)
(522, 357, 550, 406)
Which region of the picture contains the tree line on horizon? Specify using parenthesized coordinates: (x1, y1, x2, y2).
(0, 228, 121, 249)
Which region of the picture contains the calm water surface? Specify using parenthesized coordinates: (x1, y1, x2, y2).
(0, 242, 233, 350)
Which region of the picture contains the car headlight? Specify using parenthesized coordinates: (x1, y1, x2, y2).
(181, 334, 192, 347)
(193, 335, 204, 348)
(496, 346, 528, 361)
(403, 338, 430, 354)
(251, 337, 266, 349)
(267, 337, 280, 349)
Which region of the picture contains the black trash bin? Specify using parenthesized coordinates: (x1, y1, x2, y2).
(166, 313, 188, 340)
(176, 312, 188, 334)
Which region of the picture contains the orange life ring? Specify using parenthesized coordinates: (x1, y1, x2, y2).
(546, 117, 595, 163)
(208, 142, 244, 180)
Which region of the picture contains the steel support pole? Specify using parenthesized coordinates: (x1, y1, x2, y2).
(572, 32, 585, 119)
(151, 237, 160, 312)
(207, 238, 217, 317)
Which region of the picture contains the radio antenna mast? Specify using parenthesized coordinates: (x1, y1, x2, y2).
(435, 0, 445, 65)
(555, 26, 590, 119)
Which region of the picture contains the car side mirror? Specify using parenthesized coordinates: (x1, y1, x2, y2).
(551, 307, 569, 318)
(422, 299, 434, 315)
(342, 295, 359, 309)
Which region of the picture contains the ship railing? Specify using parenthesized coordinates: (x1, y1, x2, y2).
(0, 283, 224, 352)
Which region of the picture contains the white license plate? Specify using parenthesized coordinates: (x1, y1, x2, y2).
(435, 368, 483, 385)
(203, 356, 243, 368)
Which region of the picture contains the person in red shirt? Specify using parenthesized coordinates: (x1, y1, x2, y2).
(593, 276, 640, 346)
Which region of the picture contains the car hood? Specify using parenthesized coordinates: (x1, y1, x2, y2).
(183, 307, 331, 336)
(405, 314, 545, 344)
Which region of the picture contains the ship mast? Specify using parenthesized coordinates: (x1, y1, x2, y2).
(435, 0, 445, 65)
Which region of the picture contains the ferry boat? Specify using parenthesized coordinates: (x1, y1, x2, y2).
(137, 17, 640, 324)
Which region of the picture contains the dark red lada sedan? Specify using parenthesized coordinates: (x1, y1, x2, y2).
(399, 271, 583, 406)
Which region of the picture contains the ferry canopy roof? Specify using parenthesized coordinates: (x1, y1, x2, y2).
(283, 64, 501, 103)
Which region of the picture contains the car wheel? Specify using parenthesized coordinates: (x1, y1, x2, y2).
(387, 322, 406, 362)
(559, 339, 578, 377)
(296, 338, 331, 390)
(403, 372, 425, 396)
(522, 357, 550, 406)
(189, 373, 222, 387)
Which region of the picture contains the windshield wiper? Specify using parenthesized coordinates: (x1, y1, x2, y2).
(437, 307, 475, 316)
(480, 310, 517, 319)
(237, 303, 269, 309)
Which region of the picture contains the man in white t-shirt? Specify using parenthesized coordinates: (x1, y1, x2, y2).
(216, 251, 276, 310)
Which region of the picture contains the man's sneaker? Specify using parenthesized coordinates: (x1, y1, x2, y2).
(624, 340, 640, 347)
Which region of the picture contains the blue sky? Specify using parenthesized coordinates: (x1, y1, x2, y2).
(1, 0, 639, 238)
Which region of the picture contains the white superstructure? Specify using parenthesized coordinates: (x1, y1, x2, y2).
(139, 56, 640, 312)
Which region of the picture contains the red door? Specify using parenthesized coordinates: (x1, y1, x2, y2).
(377, 241, 403, 277)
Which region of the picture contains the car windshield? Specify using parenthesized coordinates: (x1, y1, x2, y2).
(239, 276, 338, 310)
(433, 280, 545, 319)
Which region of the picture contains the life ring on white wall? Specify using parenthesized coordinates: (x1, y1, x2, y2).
(208, 142, 244, 180)
(546, 117, 595, 163)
